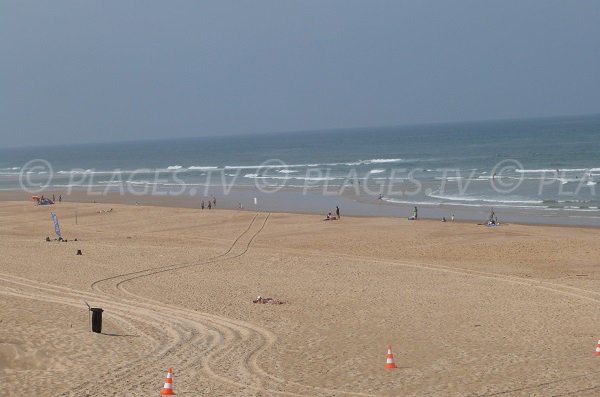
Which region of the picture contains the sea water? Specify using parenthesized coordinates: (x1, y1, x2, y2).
(1, 114, 599, 224)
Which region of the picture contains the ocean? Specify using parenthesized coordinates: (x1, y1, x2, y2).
(2, 114, 600, 225)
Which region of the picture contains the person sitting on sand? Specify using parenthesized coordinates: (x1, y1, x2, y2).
(324, 212, 337, 220)
(253, 296, 284, 304)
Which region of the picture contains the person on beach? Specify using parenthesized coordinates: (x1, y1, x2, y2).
(413, 206, 418, 220)
(487, 209, 496, 225)
(451, 214, 455, 222)
(208, 201, 212, 210)
(213, 197, 216, 207)
(52, 194, 55, 202)
(336, 206, 340, 219)
(201, 200, 205, 210)
(253, 296, 284, 304)
(58, 195, 62, 203)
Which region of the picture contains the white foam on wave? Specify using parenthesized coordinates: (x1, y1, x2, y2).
(188, 166, 218, 170)
(278, 169, 299, 174)
(252, 176, 293, 180)
(166, 165, 183, 170)
(243, 173, 342, 181)
(56, 169, 144, 175)
(369, 169, 386, 174)
(558, 178, 581, 185)
(516, 168, 589, 173)
(226, 164, 293, 170)
(381, 197, 440, 206)
(296, 176, 344, 181)
(435, 176, 465, 181)
(53, 183, 121, 188)
(365, 158, 402, 164)
(427, 192, 544, 205)
(226, 158, 408, 170)
(57, 169, 94, 175)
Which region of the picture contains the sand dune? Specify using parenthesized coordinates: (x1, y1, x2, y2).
(1, 201, 600, 396)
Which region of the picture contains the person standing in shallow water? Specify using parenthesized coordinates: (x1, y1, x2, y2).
(213, 197, 216, 208)
(208, 201, 212, 210)
(201, 200, 204, 210)
(336, 206, 340, 219)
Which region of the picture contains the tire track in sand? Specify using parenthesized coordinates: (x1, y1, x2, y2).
(0, 213, 263, 395)
(4, 212, 600, 395)
(90, 212, 377, 396)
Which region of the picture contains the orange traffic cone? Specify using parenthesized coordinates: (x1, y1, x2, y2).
(595, 339, 600, 356)
(384, 345, 397, 369)
(160, 368, 176, 395)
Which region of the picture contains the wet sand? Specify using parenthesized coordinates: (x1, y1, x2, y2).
(1, 200, 600, 396)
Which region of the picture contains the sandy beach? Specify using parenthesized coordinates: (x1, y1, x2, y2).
(1, 200, 600, 396)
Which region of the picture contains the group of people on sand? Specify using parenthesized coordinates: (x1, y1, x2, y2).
(409, 206, 457, 223)
(441, 214, 455, 223)
(324, 206, 340, 220)
(200, 197, 217, 210)
(406, 206, 500, 225)
(35, 194, 62, 205)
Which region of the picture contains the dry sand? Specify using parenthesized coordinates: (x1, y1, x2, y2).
(1, 200, 600, 396)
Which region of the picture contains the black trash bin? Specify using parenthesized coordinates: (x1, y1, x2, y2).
(90, 307, 103, 333)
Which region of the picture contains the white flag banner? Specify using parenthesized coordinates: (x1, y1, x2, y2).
(51, 212, 62, 238)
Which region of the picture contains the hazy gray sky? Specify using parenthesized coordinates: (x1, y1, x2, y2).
(2, 1, 599, 147)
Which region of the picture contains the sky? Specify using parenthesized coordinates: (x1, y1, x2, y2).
(1, 1, 599, 147)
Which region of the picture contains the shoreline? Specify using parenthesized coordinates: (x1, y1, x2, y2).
(2, 188, 600, 229)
